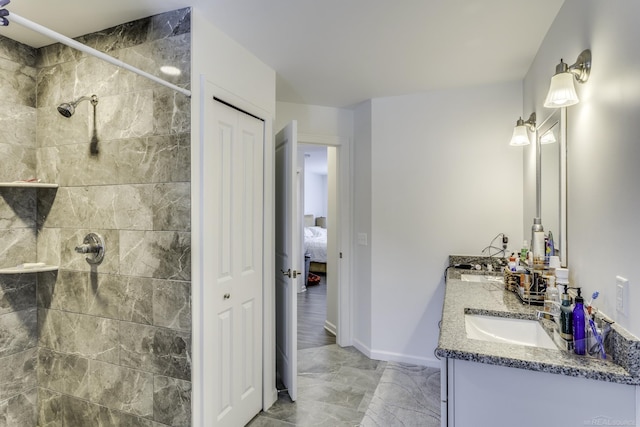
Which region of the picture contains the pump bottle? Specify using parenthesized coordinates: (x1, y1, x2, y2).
(560, 288, 573, 342)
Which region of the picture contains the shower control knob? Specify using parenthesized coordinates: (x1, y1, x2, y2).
(75, 232, 105, 265)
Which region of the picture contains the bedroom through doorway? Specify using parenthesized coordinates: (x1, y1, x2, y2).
(298, 143, 336, 350)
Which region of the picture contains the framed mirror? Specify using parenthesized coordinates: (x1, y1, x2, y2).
(536, 108, 567, 267)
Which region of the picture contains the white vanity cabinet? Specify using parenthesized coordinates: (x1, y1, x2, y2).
(442, 357, 638, 427)
(438, 273, 640, 427)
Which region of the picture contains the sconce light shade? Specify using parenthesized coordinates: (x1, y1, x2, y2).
(544, 72, 579, 108)
(540, 131, 557, 144)
(510, 123, 531, 146)
(544, 49, 591, 109)
(509, 112, 536, 146)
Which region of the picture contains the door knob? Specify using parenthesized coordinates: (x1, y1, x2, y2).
(280, 269, 299, 278)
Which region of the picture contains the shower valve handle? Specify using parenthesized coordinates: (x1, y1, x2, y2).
(75, 243, 101, 254)
(75, 233, 106, 265)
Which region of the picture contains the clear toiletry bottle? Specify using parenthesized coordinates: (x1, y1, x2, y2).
(573, 288, 586, 355)
(531, 218, 545, 269)
(520, 240, 528, 264)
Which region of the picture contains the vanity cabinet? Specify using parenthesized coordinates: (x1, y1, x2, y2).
(442, 357, 638, 427)
(438, 268, 640, 427)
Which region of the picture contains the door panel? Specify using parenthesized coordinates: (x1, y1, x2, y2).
(275, 121, 299, 401)
(205, 99, 264, 426)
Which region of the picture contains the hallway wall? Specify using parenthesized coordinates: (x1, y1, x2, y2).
(353, 82, 524, 365)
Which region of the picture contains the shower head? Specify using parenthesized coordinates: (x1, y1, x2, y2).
(57, 94, 98, 118)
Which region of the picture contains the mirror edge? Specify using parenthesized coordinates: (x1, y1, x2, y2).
(536, 108, 568, 268)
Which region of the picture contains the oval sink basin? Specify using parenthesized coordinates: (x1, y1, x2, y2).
(460, 274, 503, 283)
(465, 314, 556, 350)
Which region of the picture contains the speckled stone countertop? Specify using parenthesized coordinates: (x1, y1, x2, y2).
(436, 267, 640, 386)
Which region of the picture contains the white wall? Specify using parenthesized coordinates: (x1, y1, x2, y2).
(303, 170, 327, 218)
(190, 8, 277, 423)
(276, 101, 354, 137)
(353, 100, 373, 351)
(365, 82, 524, 365)
(524, 0, 640, 338)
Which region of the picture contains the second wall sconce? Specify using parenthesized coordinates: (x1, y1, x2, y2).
(544, 49, 591, 108)
(509, 112, 536, 146)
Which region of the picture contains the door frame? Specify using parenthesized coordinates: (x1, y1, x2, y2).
(192, 77, 277, 426)
(298, 133, 352, 346)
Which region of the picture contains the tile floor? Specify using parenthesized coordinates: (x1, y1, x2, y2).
(247, 345, 441, 427)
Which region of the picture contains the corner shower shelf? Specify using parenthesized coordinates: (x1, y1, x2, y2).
(0, 182, 58, 189)
(0, 264, 59, 274)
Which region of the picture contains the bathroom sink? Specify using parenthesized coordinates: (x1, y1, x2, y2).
(465, 314, 556, 350)
(460, 274, 503, 283)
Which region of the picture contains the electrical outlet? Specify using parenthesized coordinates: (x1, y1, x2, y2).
(616, 276, 629, 316)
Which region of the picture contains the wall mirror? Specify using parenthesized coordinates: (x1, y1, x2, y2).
(536, 108, 567, 267)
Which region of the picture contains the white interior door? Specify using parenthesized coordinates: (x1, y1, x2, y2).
(204, 99, 264, 426)
(275, 121, 299, 401)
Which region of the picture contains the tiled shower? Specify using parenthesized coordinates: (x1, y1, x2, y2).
(0, 8, 192, 426)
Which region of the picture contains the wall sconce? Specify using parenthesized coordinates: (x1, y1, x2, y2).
(540, 131, 557, 144)
(509, 112, 536, 146)
(544, 49, 591, 108)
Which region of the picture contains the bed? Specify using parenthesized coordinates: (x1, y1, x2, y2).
(304, 215, 327, 273)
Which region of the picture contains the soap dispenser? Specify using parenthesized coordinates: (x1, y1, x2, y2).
(573, 288, 586, 355)
(560, 287, 573, 342)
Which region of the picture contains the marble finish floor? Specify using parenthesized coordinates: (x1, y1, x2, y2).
(247, 345, 440, 426)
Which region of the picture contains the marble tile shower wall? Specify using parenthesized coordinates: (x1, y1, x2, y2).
(0, 35, 39, 426)
(3, 8, 190, 427)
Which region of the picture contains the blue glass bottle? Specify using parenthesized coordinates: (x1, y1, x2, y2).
(573, 288, 586, 355)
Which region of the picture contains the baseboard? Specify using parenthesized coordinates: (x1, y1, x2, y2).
(351, 339, 440, 368)
(353, 338, 372, 359)
(324, 320, 337, 336)
(368, 349, 440, 368)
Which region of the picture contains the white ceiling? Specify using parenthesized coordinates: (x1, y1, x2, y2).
(1, 0, 564, 108)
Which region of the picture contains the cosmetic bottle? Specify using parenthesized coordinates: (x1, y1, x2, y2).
(520, 240, 528, 264)
(560, 287, 573, 342)
(573, 288, 586, 355)
(531, 218, 545, 268)
(546, 231, 555, 265)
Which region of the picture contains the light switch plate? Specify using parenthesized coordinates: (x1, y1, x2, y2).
(616, 276, 629, 316)
(357, 233, 368, 246)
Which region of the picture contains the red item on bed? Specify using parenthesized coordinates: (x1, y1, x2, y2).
(307, 273, 321, 285)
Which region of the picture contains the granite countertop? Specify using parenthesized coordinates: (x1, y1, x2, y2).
(436, 268, 640, 386)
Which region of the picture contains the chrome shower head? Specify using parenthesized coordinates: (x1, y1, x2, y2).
(57, 94, 98, 118)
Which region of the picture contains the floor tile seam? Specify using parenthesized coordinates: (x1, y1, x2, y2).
(252, 413, 297, 426)
(376, 383, 438, 405)
(368, 394, 441, 416)
(297, 377, 376, 395)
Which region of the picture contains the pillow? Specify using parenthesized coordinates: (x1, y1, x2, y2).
(307, 226, 325, 237)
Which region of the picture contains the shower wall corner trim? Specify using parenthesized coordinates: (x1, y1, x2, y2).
(6, 11, 192, 98)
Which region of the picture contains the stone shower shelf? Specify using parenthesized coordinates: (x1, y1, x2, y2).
(0, 182, 58, 188)
(0, 265, 59, 274)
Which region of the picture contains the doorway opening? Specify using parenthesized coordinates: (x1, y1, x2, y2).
(298, 143, 336, 350)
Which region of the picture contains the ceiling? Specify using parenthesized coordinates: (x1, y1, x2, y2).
(1, 0, 564, 108)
